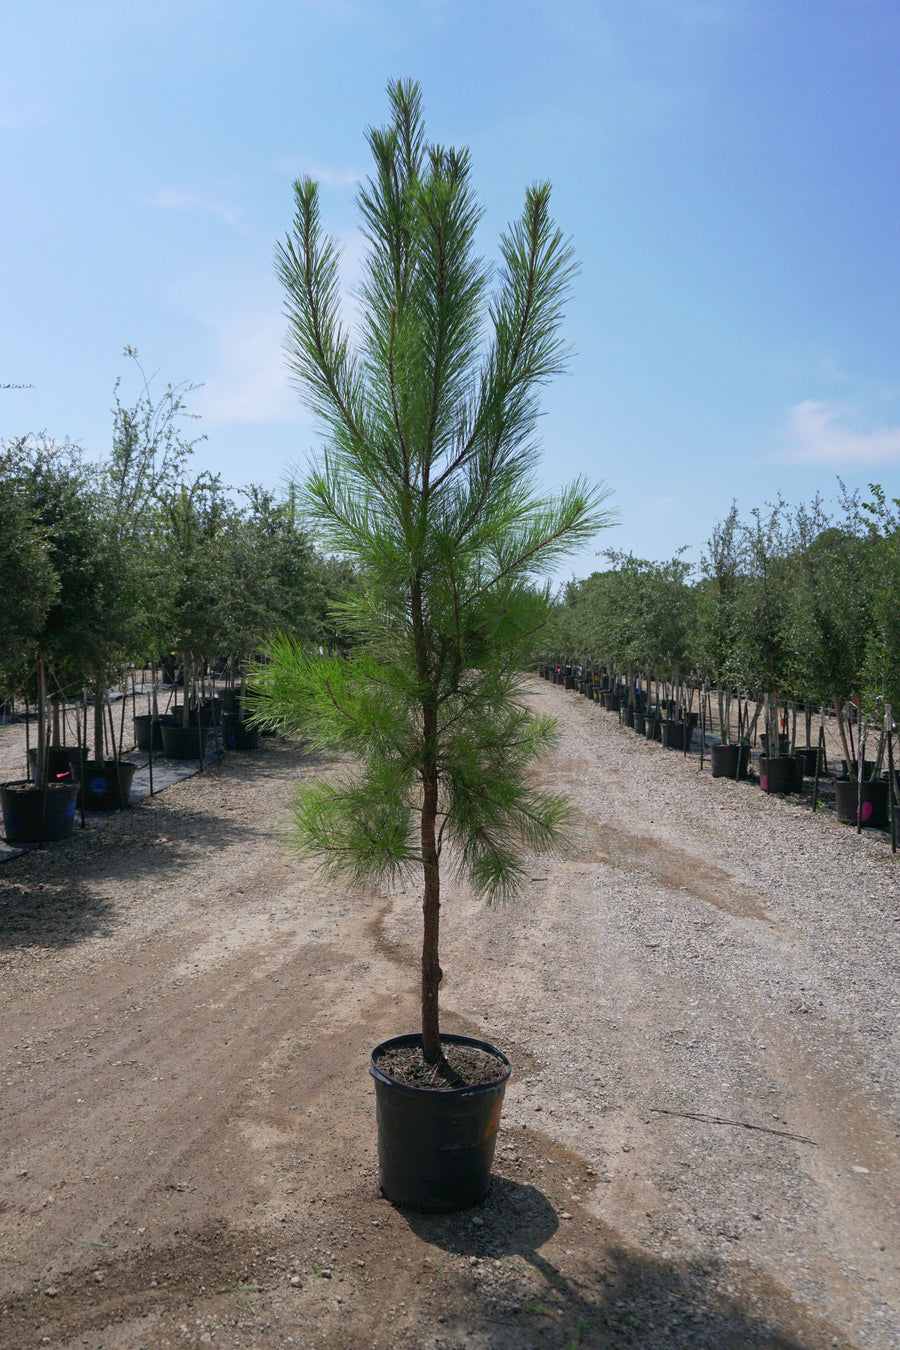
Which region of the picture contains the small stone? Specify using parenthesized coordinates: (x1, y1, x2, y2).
(319, 1269, 332, 1279)
(471, 1215, 483, 1227)
(290, 1275, 302, 1287)
(93, 1270, 105, 1284)
(44, 1288, 58, 1298)
(560, 1211, 573, 1220)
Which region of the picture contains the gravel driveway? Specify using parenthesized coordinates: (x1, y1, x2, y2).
(0, 681, 898, 1349)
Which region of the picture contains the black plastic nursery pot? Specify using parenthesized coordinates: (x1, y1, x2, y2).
(222, 713, 259, 751)
(759, 755, 802, 795)
(1, 780, 79, 844)
(26, 746, 79, 783)
(793, 746, 819, 778)
(133, 713, 168, 752)
(661, 721, 691, 752)
(840, 759, 877, 780)
(710, 742, 750, 779)
(161, 722, 206, 760)
(833, 777, 889, 828)
(186, 699, 223, 727)
(369, 1033, 511, 1213)
(71, 760, 137, 811)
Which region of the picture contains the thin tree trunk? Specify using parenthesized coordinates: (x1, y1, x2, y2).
(833, 692, 853, 774)
(420, 698, 442, 1063)
(36, 660, 47, 788)
(94, 671, 105, 763)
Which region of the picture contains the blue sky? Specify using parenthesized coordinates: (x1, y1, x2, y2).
(2, 0, 899, 580)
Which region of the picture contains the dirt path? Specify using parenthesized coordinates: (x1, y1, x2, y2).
(1, 688, 898, 1349)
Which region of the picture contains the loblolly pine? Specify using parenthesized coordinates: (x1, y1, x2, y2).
(251, 80, 615, 1065)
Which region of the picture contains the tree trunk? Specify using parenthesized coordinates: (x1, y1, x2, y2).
(36, 660, 47, 788)
(420, 710, 442, 1064)
(94, 670, 105, 763)
(182, 656, 192, 728)
(833, 691, 853, 773)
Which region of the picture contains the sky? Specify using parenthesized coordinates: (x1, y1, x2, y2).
(2, 0, 899, 582)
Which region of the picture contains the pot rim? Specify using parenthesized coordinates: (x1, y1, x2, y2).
(369, 1031, 511, 1099)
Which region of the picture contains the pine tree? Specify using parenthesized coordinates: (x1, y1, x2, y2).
(253, 80, 614, 1065)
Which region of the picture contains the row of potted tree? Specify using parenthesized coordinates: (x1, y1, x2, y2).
(541, 490, 899, 832)
(0, 354, 353, 844)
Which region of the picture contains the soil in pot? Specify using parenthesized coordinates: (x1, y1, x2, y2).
(1, 779, 79, 844)
(369, 1033, 511, 1213)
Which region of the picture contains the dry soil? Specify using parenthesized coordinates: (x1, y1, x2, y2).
(1, 681, 898, 1349)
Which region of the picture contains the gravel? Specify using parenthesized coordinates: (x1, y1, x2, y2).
(1, 680, 898, 1349)
(392, 680, 900, 1349)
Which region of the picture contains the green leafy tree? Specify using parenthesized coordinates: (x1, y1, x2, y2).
(696, 505, 743, 740)
(212, 486, 356, 668)
(153, 471, 229, 722)
(789, 493, 873, 768)
(731, 500, 799, 718)
(251, 80, 613, 1065)
(0, 436, 121, 772)
(102, 348, 205, 670)
(859, 483, 900, 729)
(0, 447, 58, 683)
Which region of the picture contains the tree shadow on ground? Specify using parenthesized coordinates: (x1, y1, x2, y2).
(402, 1174, 844, 1349)
(0, 877, 116, 950)
(0, 797, 264, 951)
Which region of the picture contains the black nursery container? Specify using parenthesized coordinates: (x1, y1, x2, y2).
(759, 755, 802, 795)
(369, 1033, 511, 1213)
(0, 780, 79, 844)
(72, 760, 137, 811)
(834, 777, 889, 828)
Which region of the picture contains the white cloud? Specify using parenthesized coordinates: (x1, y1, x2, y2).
(272, 159, 365, 190)
(782, 400, 900, 467)
(195, 310, 300, 425)
(147, 187, 248, 231)
(190, 220, 368, 428)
